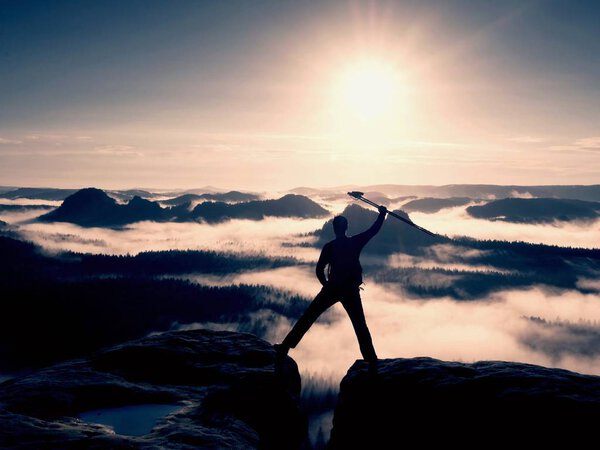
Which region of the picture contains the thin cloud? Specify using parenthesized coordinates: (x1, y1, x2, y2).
(549, 136, 600, 153)
(575, 137, 600, 150)
(0, 137, 22, 145)
(508, 136, 545, 143)
(94, 145, 142, 156)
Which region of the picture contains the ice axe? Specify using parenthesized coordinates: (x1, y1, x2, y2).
(347, 191, 436, 236)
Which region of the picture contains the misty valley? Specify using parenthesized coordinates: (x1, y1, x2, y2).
(3, 1, 600, 446)
(1, 184, 600, 448)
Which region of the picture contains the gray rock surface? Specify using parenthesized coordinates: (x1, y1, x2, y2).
(329, 357, 600, 449)
(0, 329, 306, 449)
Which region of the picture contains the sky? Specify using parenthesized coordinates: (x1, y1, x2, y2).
(1, 0, 599, 190)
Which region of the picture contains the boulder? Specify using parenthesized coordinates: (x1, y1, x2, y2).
(329, 357, 600, 448)
(0, 329, 306, 449)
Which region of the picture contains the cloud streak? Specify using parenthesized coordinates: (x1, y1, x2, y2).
(0, 137, 22, 145)
(94, 145, 143, 157)
(508, 136, 545, 143)
(549, 136, 600, 153)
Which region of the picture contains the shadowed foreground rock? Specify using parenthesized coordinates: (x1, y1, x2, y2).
(0, 329, 306, 449)
(329, 357, 600, 449)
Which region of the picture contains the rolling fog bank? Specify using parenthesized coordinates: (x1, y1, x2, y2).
(1, 186, 599, 379)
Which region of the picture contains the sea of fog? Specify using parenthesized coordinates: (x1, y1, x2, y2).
(179, 265, 600, 378)
(2, 197, 599, 255)
(2, 197, 600, 379)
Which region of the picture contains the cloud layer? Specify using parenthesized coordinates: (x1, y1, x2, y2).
(243, 266, 600, 378)
(2, 195, 598, 381)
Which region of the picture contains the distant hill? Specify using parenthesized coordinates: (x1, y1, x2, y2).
(180, 186, 225, 194)
(39, 188, 167, 226)
(292, 184, 600, 202)
(162, 190, 260, 206)
(390, 195, 418, 203)
(202, 190, 260, 202)
(39, 188, 328, 226)
(373, 184, 600, 201)
(0, 204, 55, 212)
(107, 189, 156, 201)
(166, 201, 195, 221)
(466, 198, 600, 223)
(161, 193, 205, 206)
(0, 187, 79, 200)
(403, 197, 473, 213)
(125, 195, 165, 220)
(361, 191, 391, 206)
(191, 194, 329, 223)
(289, 186, 320, 196)
(314, 204, 446, 255)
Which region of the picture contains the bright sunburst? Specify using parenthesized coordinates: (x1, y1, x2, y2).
(336, 60, 401, 122)
(329, 58, 409, 152)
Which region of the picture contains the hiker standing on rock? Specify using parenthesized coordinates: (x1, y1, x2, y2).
(275, 205, 387, 365)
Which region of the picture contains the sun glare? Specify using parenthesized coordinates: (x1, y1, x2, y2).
(337, 60, 401, 122)
(329, 58, 410, 152)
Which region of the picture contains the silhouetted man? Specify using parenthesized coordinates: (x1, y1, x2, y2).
(275, 205, 387, 364)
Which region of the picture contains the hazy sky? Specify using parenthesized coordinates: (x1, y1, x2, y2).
(1, 0, 599, 190)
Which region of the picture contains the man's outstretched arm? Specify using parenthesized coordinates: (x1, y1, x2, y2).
(355, 206, 388, 247)
(315, 244, 330, 286)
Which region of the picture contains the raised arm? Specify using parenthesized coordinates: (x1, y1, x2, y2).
(354, 206, 387, 248)
(315, 243, 331, 287)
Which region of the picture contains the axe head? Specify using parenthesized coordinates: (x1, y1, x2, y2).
(348, 191, 364, 199)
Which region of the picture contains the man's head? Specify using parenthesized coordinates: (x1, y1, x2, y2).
(332, 215, 348, 237)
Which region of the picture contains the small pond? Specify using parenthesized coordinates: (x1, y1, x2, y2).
(79, 403, 181, 436)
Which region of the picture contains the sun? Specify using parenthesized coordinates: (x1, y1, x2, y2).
(335, 60, 401, 122)
(328, 58, 409, 151)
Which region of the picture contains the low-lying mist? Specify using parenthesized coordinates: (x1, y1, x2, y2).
(0, 198, 63, 206)
(2, 192, 599, 379)
(412, 205, 600, 249)
(192, 265, 600, 378)
(3, 195, 599, 257)
(15, 218, 323, 260)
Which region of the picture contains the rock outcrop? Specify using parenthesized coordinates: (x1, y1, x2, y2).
(329, 357, 600, 449)
(39, 188, 168, 226)
(0, 329, 306, 449)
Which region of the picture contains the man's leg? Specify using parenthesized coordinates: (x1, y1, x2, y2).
(279, 287, 337, 351)
(341, 288, 378, 362)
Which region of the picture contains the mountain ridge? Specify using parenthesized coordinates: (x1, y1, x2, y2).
(467, 197, 600, 223)
(39, 188, 329, 226)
